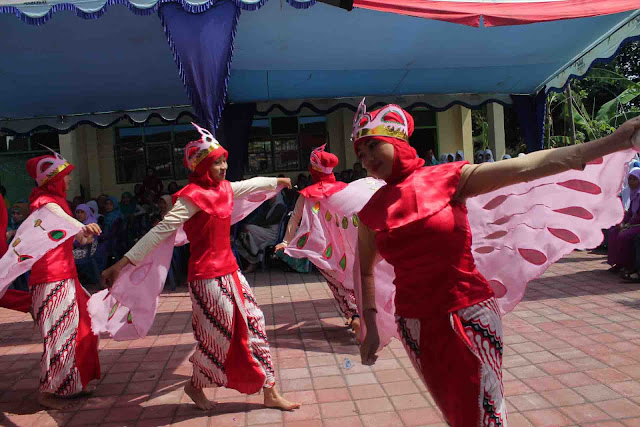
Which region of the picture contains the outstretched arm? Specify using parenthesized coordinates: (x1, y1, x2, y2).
(358, 223, 380, 366)
(231, 177, 292, 198)
(455, 117, 640, 201)
(44, 203, 101, 245)
(276, 196, 305, 252)
(101, 197, 198, 286)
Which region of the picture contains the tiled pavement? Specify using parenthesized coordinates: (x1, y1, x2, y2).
(4, 251, 640, 426)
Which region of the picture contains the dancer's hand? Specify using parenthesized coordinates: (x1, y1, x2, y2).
(277, 177, 292, 189)
(360, 331, 379, 365)
(275, 242, 287, 252)
(82, 223, 101, 237)
(613, 116, 640, 148)
(360, 312, 380, 366)
(101, 257, 130, 288)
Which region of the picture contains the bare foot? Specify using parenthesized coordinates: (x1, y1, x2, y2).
(263, 386, 300, 411)
(351, 317, 361, 342)
(184, 381, 215, 410)
(37, 392, 82, 410)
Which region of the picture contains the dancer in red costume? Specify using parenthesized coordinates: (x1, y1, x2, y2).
(102, 123, 300, 411)
(14, 151, 101, 409)
(275, 145, 361, 334)
(354, 100, 640, 426)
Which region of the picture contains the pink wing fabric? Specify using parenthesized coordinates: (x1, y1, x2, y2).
(231, 185, 284, 224)
(0, 207, 81, 297)
(88, 232, 178, 340)
(467, 149, 635, 314)
(284, 178, 400, 349)
(285, 178, 385, 291)
(88, 186, 282, 340)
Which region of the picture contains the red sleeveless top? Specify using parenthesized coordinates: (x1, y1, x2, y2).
(29, 195, 77, 285)
(359, 162, 493, 318)
(175, 181, 239, 281)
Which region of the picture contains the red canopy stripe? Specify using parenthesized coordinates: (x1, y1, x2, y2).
(352, 0, 640, 27)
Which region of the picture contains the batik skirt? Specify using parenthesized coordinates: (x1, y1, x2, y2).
(188, 270, 275, 394)
(396, 297, 506, 426)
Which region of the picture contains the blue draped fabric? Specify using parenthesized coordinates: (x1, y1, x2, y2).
(216, 103, 256, 181)
(511, 90, 547, 152)
(159, 0, 240, 131)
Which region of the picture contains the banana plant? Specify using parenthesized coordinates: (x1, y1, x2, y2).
(572, 69, 640, 139)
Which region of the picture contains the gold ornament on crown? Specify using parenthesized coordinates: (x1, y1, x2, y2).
(354, 124, 409, 143)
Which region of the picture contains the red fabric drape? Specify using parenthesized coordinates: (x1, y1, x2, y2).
(0, 290, 31, 313)
(352, 0, 640, 27)
(0, 196, 7, 257)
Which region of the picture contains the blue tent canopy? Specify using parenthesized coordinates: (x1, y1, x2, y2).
(1, 0, 639, 145)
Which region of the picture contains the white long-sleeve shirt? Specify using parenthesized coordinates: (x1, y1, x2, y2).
(44, 203, 93, 245)
(125, 178, 278, 265)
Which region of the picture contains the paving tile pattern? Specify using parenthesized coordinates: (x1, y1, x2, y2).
(3, 251, 640, 425)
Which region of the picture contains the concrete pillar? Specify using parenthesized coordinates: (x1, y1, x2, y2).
(83, 127, 102, 197)
(96, 128, 117, 196)
(58, 131, 82, 199)
(326, 109, 358, 172)
(436, 105, 473, 162)
(341, 109, 358, 171)
(460, 106, 473, 163)
(487, 103, 505, 161)
(327, 110, 347, 172)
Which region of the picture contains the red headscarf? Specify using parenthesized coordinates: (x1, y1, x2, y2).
(26, 155, 74, 215)
(354, 107, 424, 185)
(186, 146, 229, 188)
(357, 106, 465, 231)
(174, 145, 232, 217)
(300, 146, 347, 199)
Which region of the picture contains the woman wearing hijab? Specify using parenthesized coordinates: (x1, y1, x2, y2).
(608, 168, 640, 276)
(6, 202, 28, 242)
(73, 204, 101, 284)
(455, 150, 464, 161)
(96, 196, 126, 267)
(483, 148, 495, 163)
(474, 150, 484, 164)
(75, 204, 97, 226)
(622, 162, 640, 210)
(353, 98, 640, 426)
(85, 200, 103, 225)
(502, 154, 512, 160)
(101, 123, 299, 412)
(3, 151, 102, 409)
(275, 145, 360, 333)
